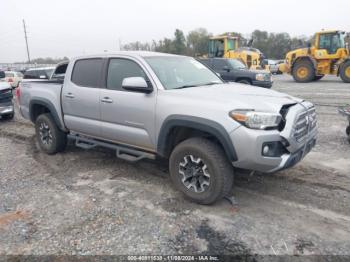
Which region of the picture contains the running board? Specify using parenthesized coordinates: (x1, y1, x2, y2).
(68, 134, 156, 162)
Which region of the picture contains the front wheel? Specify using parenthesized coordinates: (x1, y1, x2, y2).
(292, 60, 315, 83)
(35, 113, 67, 154)
(237, 79, 251, 85)
(346, 125, 350, 136)
(169, 137, 234, 205)
(340, 61, 350, 83)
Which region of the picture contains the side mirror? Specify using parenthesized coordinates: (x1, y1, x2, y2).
(223, 66, 230, 72)
(122, 77, 153, 94)
(307, 42, 312, 48)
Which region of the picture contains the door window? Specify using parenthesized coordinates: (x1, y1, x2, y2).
(212, 59, 228, 70)
(23, 70, 37, 79)
(71, 58, 103, 87)
(106, 58, 147, 90)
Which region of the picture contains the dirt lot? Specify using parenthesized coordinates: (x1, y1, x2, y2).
(0, 74, 350, 257)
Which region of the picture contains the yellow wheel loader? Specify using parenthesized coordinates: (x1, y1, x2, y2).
(280, 30, 350, 83)
(208, 35, 265, 70)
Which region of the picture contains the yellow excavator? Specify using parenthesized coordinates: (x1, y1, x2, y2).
(208, 35, 265, 70)
(279, 30, 350, 83)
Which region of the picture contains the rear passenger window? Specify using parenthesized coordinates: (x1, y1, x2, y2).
(71, 58, 103, 88)
(107, 58, 146, 90)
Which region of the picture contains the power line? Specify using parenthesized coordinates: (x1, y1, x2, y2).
(22, 19, 31, 63)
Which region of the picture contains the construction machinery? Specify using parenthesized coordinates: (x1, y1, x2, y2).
(208, 35, 265, 70)
(280, 30, 350, 83)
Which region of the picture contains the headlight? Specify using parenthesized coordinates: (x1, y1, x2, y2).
(229, 110, 282, 130)
(255, 73, 267, 81)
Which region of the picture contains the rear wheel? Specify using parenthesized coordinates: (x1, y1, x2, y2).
(35, 113, 67, 154)
(292, 60, 315, 83)
(340, 61, 350, 83)
(169, 137, 234, 205)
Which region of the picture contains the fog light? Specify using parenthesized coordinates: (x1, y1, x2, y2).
(262, 141, 288, 157)
(263, 145, 270, 155)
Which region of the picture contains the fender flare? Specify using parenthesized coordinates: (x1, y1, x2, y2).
(157, 115, 238, 162)
(29, 98, 65, 130)
(292, 56, 317, 71)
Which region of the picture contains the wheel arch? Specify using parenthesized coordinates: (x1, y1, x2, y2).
(292, 56, 317, 71)
(236, 77, 252, 84)
(29, 98, 65, 130)
(157, 115, 238, 162)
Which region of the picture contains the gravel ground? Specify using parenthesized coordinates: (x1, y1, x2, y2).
(0, 74, 350, 257)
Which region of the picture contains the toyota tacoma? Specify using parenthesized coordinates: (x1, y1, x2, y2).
(18, 52, 317, 204)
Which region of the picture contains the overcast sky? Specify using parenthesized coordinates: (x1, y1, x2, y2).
(1, 0, 349, 63)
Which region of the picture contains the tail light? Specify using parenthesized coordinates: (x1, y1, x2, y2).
(16, 85, 21, 101)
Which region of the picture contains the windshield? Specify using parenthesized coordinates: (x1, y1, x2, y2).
(145, 56, 223, 90)
(5, 72, 14, 77)
(227, 59, 246, 69)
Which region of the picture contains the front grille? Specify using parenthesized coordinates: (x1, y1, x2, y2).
(278, 103, 295, 131)
(0, 88, 13, 103)
(294, 106, 317, 142)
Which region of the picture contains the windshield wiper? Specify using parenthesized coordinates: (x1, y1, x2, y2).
(173, 81, 220, 90)
(173, 84, 199, 89)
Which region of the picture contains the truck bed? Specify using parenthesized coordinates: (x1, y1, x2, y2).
(19, 80, 65, 128)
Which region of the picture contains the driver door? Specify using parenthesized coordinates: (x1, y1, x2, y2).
(99, 57, 157, 151)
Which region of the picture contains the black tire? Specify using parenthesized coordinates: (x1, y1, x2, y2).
(292, 60, 315, 83)
(35, 113, 67, 154)
(314, 75, 324, 81)
(340, 61, 350, 83)
(169, 137, 234, 205)
(346, 125, 350, 136)
(2, 113, 14, 120)
(237, 79, 251, 85)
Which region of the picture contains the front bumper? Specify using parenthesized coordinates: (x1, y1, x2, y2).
(252, 80, 273, 88)
(0, 102, 14, 116)
(230, 102, 317, 173)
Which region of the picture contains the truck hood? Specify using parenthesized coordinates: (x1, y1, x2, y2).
(168, 83, 302, 112)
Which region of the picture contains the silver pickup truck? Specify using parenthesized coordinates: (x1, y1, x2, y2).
(18, 51, 317, 204)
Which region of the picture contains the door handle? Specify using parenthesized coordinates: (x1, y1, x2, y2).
(101, 97, 113, 103)
(65, 93, 75, 98)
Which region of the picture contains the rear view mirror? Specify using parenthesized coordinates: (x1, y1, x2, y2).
(122, 77, 153, 94)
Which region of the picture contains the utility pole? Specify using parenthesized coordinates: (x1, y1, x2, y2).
(119, 38, 122, 51)
(22, 19, 31, 63)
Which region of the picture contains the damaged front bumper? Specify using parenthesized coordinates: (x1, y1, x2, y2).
(230, 101, 317, 173)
